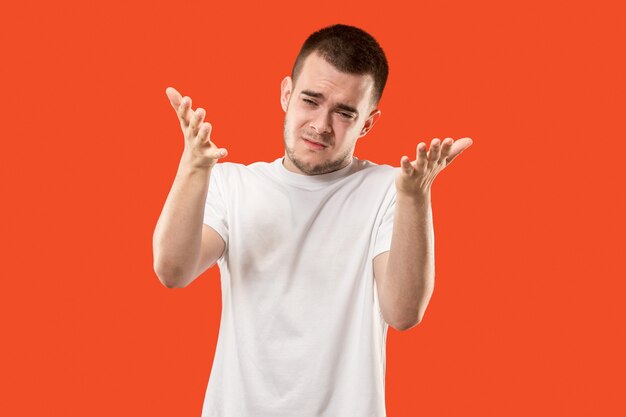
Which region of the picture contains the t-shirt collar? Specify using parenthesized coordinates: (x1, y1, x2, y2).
(275, 156, 356, 187)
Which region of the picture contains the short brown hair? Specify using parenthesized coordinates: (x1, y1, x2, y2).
(291, 24, 389, 109)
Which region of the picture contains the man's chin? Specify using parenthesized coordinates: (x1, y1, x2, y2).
(293, 160, 319, 175)
(298, 158, 344, 176)
(286, 155, 319, 175)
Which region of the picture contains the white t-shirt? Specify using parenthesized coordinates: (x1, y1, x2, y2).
(201, 156, 397, 417)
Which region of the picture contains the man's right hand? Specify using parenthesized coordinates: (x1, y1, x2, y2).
(166, 86, 228, 169)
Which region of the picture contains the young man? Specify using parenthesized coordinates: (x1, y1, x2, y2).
(154, 23, 472, 417)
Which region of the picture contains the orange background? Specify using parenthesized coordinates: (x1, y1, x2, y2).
(2, 0, 624, 416)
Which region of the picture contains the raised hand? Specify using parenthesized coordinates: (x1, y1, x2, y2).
(165, 86, 228, 169)
(396, 137, 473, 197)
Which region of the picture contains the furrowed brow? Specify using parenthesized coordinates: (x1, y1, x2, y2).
(301, 90, 324, 99)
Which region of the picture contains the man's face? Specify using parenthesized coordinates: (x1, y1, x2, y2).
(280, 51, 381, 175)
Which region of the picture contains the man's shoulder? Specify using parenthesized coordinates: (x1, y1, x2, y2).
(353, 158, 397, 178)
(211, 159, 278, 183)
(351, 159, 398, 201)
(354, 158, 395, 170)
(213, 159, 276, 172)
(213, 157, 396, 184)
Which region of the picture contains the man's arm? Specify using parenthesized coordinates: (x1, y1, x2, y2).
(153, 88, 228, 288)
(374, 136, 472, 331)
(373, 192, 435, 331)
(153, 162, 223, 288)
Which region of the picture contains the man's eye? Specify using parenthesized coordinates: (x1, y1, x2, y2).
(302, 99, 352, 119)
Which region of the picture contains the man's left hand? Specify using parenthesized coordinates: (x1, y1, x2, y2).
(395, 137, 473, 198)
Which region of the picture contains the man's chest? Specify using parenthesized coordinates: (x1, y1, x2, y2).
(224, 178, 387, 268)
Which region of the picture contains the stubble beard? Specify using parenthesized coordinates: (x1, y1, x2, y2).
(282, 117, 354, 176)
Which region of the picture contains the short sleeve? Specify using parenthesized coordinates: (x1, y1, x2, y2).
(203, 163, 229, 248)
(373, 187, 396, 259)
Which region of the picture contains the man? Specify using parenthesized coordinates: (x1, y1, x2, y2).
(153, 23, 472, 417)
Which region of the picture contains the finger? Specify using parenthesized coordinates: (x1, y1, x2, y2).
(166, 87, 191, 129)
(177, 96, 193, 128)
(427, 138, 441, 171)
(447, 149, 465, 165)
(401, 155, 413, 175)
(440, 137, 454, 164)
(196, 122, 214, 144)
(165, 86, 182, 108)
(198, 124, 228, 159)
(189, 107, 206, 135)
(447, 137, 473, 165)
(415, 142, 428, 173)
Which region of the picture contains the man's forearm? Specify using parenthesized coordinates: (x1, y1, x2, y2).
(384, 191, 436, 328)
(152, 155, 212, 287)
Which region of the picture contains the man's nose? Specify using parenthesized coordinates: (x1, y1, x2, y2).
(310, 110, 332, 134)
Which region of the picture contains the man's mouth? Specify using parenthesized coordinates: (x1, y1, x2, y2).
(302, 137, 328, 148)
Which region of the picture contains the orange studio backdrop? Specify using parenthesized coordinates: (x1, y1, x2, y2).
(1, 0, 624, 416)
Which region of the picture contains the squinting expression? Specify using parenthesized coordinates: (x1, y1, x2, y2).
(280, 51, 381, 175)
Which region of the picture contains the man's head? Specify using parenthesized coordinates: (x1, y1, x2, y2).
(280, 24, 389, 175)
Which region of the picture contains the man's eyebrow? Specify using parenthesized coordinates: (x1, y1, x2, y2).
(300, 90, 359, 117)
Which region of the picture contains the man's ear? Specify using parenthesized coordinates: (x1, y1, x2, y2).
(359, 108, 382, 138)
(280, 76, 293, 112)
